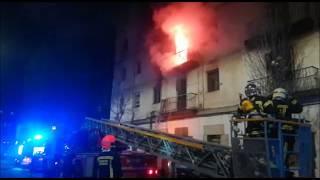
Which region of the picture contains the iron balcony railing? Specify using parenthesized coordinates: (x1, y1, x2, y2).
(248, 66, 319, 96)
(160, 93, 198, 114)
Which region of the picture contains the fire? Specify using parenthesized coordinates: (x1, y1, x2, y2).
(147, 2, 266, 74)
(173, 25, 189, 66)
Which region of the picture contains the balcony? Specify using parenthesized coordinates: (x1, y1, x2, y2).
(248, 66, 319, 96)
(160, 93, 198, 115)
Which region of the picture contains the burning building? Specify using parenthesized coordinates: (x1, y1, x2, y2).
(109, 2, 320, 176)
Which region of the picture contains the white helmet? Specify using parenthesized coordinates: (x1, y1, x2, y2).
(272, 88, 288, 101)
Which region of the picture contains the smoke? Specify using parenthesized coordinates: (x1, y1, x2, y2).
(146, 2, 266, 74)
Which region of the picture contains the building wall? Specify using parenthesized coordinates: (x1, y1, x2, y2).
(111, 17, 320, 124)
(109, 3, 320, 177)
(302, 104, 320, 177)
(292, 31, 320, 69)
(138, 113, 232, 146)
(202, 52, 250, 109)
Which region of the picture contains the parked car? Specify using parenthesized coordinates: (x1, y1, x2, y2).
(14, 153, 47, 172)
(15, 155, 32, 168)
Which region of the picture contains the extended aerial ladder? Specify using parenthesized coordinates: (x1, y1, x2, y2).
(84, 117, 232, 178)
(84, 117, 313, 178)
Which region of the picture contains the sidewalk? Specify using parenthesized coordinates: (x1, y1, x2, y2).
(0, 156, 14, 170)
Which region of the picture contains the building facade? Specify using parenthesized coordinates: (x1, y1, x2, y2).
(110, 3, 320, 177)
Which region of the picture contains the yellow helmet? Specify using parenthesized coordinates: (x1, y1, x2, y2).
(241, 99, 254, 112)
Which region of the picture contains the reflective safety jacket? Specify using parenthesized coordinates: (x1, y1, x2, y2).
(238, 96, 267, 116)
(263, 97, 303, 120)
(93, 150, 123, 178)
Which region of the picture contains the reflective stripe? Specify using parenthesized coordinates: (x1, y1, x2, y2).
(110, 162, 114, 178)
(98, 156, 113, 166)
(98, 156, 114, 160)
(98, 160, 109, 166)
(263, 100, 273, 107)
(97, 156, 114, 178)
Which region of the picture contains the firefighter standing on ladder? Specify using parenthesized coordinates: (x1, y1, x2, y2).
(93, 135, 123, 178)
(238, 83, 268, 136)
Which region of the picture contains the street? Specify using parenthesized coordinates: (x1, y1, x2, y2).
(0, 157, 43, 178)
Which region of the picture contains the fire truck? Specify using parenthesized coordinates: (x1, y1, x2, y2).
(81, 116, 313, 178)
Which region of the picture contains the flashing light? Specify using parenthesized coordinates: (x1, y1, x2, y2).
(33, 146, 45, 155)
(27, 138, 32, 142)
(15, 141, 18, 145)
(147, 168, 159, 176)
(148, 169, 153, 175)
(52, 126, 56, 131)
(34, 134, 43, 140)
(22, 157, 32, 165)
(18, 145, 24, 155)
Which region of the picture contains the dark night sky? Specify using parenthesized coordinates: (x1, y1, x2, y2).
(0, 3, 124, 132)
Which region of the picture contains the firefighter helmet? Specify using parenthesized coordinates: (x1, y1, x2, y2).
(101, 135, 116, 149)
(245, 83, 260, 97)
(241, 99, 254, 113)
(272, 88, 288, 101)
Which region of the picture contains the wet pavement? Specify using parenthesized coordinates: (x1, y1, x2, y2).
(0, 157, 43, 178)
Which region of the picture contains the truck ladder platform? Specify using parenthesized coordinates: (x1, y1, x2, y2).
(84, 117, 232, 178)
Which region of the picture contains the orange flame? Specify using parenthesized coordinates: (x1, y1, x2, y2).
(173, 25, 188, 66)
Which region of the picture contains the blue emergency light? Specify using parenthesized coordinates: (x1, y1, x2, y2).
(34, 134, 43, 140)
(18, 145, 24, 155)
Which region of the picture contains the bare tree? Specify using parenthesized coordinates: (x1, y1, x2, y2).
(110, 90, 131, 122)
(244, 3, 304, 96)
(110, 64, 136, 122)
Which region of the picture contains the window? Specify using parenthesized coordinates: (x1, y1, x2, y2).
(134, 92, 140, 108)
(207, 135, 221, 144)
(121, 68, 126, 81)
(136, 61, 141, 75)
(174, 127, 188, 136)
(153, 83, 161, 104)
(207, 69, 219, 92)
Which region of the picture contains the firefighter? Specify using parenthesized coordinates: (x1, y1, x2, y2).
(264, 88, 303, 170)
(93, 135, 123, 178)
(263, 88, 303, 137)
(238, 83, 268, 136)
(62, 148, 75, 178)
(263, 88, 303, 127)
